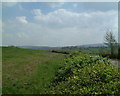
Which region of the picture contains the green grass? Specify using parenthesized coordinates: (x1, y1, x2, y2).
(80, 47, 118, 55)
(2, 46, 65, 94)
(3, 47, 119, 94)
(79, 47, 110, 54)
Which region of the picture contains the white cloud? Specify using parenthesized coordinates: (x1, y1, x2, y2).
(0, 20, 2, 46)
(47, 2, 64, 8)
(33, 8, 117, 30)
(17, 32, 29, 39)
(16, 16, 28, 24)
(0, 20, 2, 31)
(3, 9, 118, 46)
(32, 9, 42, 16)
(73, 3, 78, 8)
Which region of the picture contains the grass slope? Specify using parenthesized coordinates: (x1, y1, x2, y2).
(2, 47, 65, 94)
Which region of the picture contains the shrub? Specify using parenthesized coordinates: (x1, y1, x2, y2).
(44, 52, 120, 95)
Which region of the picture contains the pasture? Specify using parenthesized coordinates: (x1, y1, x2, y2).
(2, 47, 65, 94)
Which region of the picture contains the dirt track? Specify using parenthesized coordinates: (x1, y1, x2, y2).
(110, 59, 120, 67)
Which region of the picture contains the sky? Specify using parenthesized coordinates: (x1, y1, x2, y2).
(2, 2, 118, 47)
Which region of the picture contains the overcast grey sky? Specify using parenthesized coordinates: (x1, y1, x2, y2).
(2, 2, 118, 46)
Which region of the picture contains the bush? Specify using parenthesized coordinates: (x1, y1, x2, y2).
(44, 52, 120, 95)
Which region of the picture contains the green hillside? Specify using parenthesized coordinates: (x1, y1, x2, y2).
(2, 47, 120, 94)
(2, 47, 65, 94)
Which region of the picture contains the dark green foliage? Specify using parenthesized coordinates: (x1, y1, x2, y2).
(45, 51, 120, 94)
(118, 47, 120, 59)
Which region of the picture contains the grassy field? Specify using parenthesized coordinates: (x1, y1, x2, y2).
(2, 47, 119, 94)
(79, 47, 118, 55)
(2, 47, 65, 94)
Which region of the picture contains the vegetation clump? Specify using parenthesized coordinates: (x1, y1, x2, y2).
(45, 51, 120, 95)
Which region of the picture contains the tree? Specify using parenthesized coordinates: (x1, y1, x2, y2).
(118, 47, 120, 59)
(104, 30, 116, 56)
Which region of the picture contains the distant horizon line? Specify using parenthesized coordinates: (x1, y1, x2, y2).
(1, 43, 108, 47)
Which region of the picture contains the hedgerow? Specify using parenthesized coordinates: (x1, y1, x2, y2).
(44, 51, 120, 95)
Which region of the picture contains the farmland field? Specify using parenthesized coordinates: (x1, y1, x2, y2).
(2, 47, 120, 94)
(2, 47, 65, 94)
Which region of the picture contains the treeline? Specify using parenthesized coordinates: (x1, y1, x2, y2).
(118, 47, 120, 59)
(61, 45, 120, 60)
(99, 46, 120, 59)
(51, 50, 69, 54)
